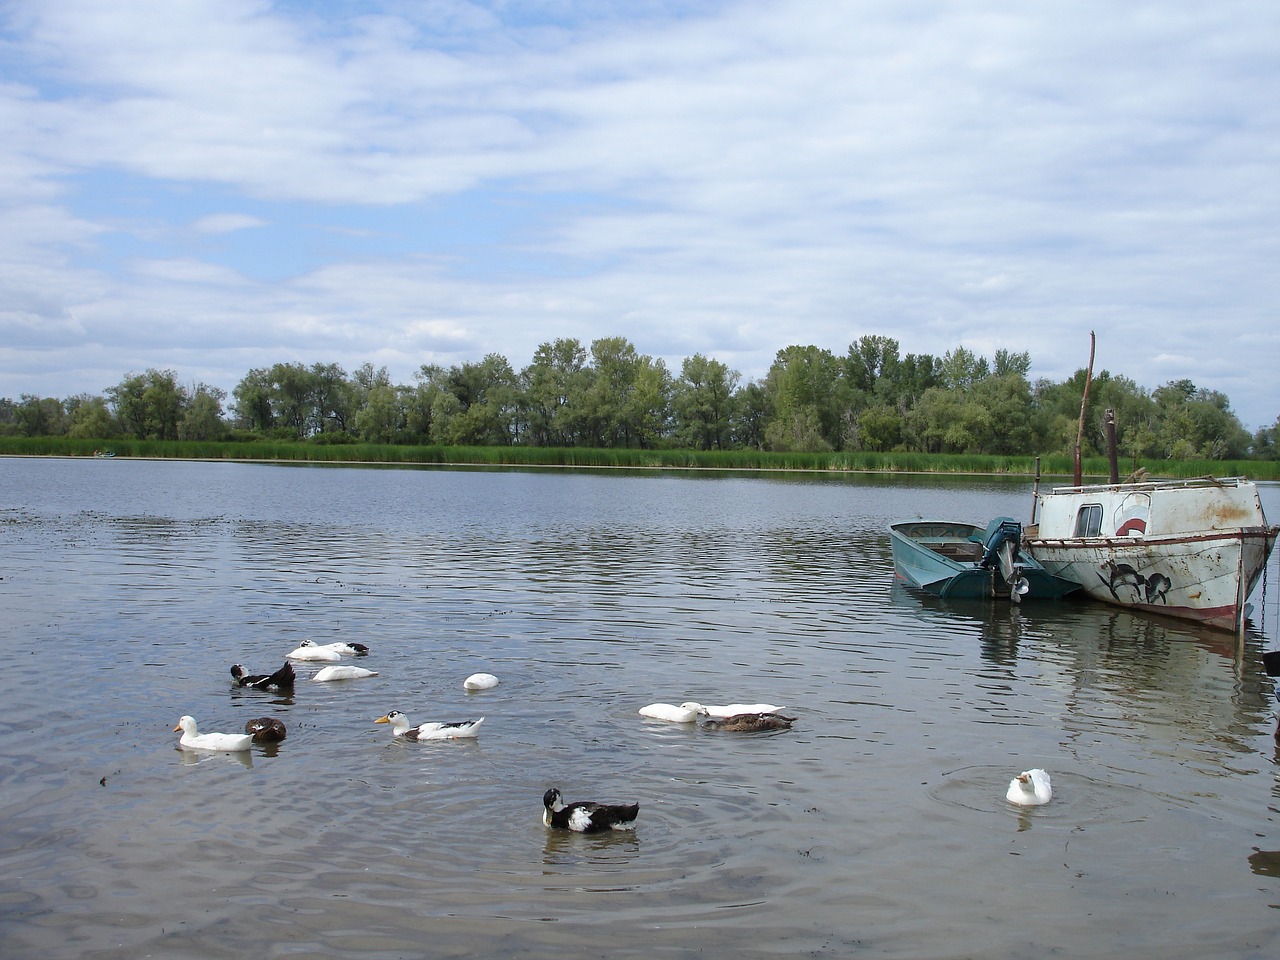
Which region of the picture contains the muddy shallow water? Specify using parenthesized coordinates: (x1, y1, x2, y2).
(2, 458, 1278, 959)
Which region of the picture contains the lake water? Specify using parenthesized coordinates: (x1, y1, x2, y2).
(1, 457, 1279, 960)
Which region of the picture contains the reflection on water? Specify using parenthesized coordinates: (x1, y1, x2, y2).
(1, 459, 1278, 959)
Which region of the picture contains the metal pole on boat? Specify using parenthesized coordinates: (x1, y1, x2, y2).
(1074, 332, 1096, 487)
(1031, 456, 1041, 526)
(1105, 408, 1120, 484)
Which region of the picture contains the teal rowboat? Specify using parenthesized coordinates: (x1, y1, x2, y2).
(889, 517, 1079, 602)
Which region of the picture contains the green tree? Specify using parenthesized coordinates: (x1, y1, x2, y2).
(939, 347, 990, 391)
(625, 357, 674, 449)
(66, 395, 118, 439)
(731, 381, 771, 450)
(354, 383, 405, 443)
(1253, 417, 1279, 460)
(269, 362, 321, 438)
(310, 362, 352, 435)
(404, 365, 448, 443)
(108, 369, 186, 440)
(521, 338, 590, 447)
(12, 395, 68, 437)
(178, 385, 227, 441)
(763, 345, 844, 451)
(232, 368, 276, 434)
(423, 355, 520, 445)
(673, 353, 739, 450)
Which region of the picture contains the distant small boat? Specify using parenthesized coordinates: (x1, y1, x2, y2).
(889, 517, 1078, 602)
(92, 449, 115, 459)
(1024, 476, 1278, 631)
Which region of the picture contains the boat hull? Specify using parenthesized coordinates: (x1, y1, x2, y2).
(890, 520, 1077, 601)
(1025, 476, 1278, 631)
(1025, 528, 1276, 631)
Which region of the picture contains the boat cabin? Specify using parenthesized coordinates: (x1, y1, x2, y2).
(1032, 476, 1267, 542)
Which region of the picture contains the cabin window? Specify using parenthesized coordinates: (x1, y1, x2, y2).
(1073, 504, 1103, 538)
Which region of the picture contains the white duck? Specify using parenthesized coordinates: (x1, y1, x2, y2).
(639, 702, 705, 723)
(285, 640, 342, 662)
(321, 640, 369, 656)
(699, 702, 784, 719)
(463, 673, 499, 691)
(311, 665, 378, 682)
(374, 711, 484, 741)
(173, 715, 252, 752)
(1006, 768, 1052, 805)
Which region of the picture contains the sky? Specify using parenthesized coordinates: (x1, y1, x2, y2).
(2, 0, 1277, 429)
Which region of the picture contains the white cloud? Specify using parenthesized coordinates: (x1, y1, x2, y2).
(0, 0, 1277, 427)
(190, 213, 267, 235)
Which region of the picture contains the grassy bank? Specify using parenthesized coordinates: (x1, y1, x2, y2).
(3, 436, 1278, 480)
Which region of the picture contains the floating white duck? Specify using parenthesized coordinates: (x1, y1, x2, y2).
(374, 711, 484, 741)
(542, 787, 639, 833)
(1006, 768, 1052, 805)
(173, 715, 252, 752)
(323, 641, 370, 656)
(639, 702, 705, 723)
(311, 665, 378, 682)
(699, 703, 784, 719)
(463, 673, 500, 691)
(286, 639, 369, 661)
(285, 640, 342, 662)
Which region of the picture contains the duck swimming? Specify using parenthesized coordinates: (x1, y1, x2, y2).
(1006, 768, 1052, 805)
(244, 717, 287, 742)
(230, 661, 296, 692)
(311, 665, 378, 682)
(374, 711, 484, 741)
(173, 715, 253, 752)
(639, 702, 705, 723)
(463, 673, 500, 691)
(700, 712, 796, 732)
(285, 640, 342, 662)
(542, 787, 639, 833)
(320, 641, 370, 656)
(700, 703, 784, 718)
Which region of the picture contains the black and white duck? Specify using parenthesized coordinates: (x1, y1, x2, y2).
(286, 639, 370, 661)
(230, 661, 296, 692)
(374, 710, 484, 741)
(542, 787, 639, 833)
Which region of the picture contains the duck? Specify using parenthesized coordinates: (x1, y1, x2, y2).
(542, 787, 639, 833)
(173, 715, 252, 752)
(700, 712, 796, 732)
(1006, 768, 1052, 806)
(286, 639, 370, 660)
(285, 640, 342, 662)
(229, 661, 296, 692)
(311, 665, 378, 682)
(463, 673, 500, 691)
(639, 702, 705, 723)
(244, 717, 287, 742)
(700, 703, 784, 718)
(321, 640, 370, 656)
(374, 711, 484, 741)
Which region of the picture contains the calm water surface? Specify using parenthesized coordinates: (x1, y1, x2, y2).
(1, 458, 1279, 960)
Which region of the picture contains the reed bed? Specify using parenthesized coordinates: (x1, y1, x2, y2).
(3, 436, 1278, 481)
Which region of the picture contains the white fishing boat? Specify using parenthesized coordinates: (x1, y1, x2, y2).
(1024, 476, 1278, 631)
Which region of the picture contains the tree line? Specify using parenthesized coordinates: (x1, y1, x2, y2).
(3, 335, 1277, 460)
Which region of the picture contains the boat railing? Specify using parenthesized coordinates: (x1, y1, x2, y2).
(1046, 476, 1249, 496)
